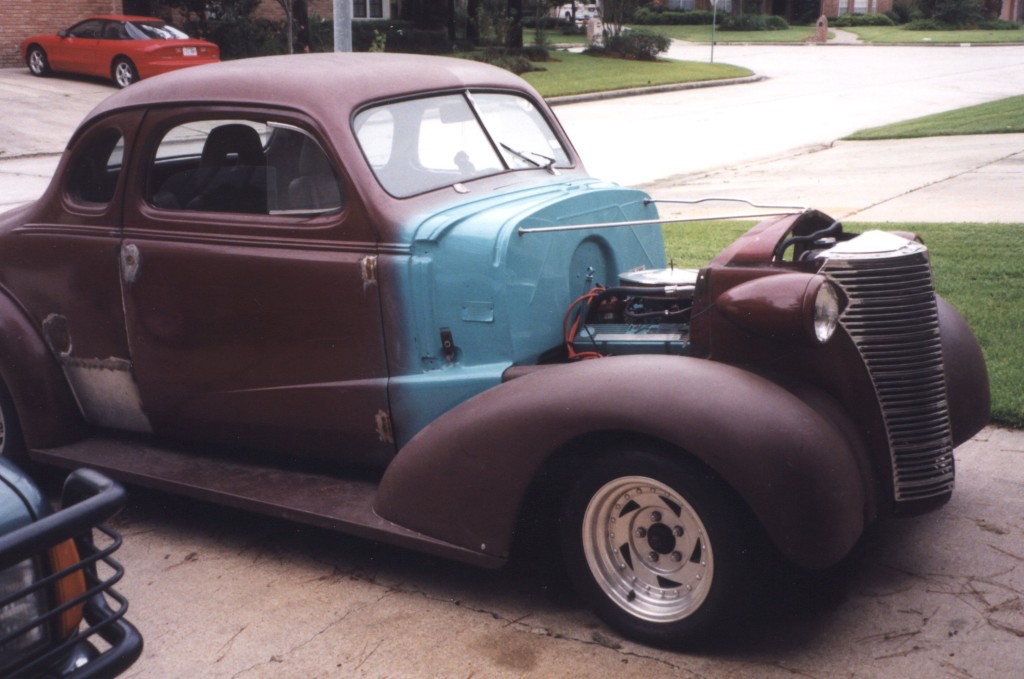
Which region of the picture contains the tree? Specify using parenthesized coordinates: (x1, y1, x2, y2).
(275, 0, 295, 53)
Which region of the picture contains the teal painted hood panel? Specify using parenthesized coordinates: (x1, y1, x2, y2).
(387, 178, 667, 447)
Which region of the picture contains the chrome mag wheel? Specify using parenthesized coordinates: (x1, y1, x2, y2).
(581, 475, 713, 623)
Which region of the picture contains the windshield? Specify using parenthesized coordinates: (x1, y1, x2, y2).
(353, 91, 571, 198)
(126, 21, 190, 40)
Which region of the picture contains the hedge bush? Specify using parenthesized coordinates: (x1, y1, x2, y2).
(632, 9, 717, 25)
(830, 13, 897, 27)
(719, 14, 790, 31)
(979, 19, 1023, 30)
(585, 28, 671, 60)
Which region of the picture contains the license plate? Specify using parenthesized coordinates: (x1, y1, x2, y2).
(183, 47, 197, 57)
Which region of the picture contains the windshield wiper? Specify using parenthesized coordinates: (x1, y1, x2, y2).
(500, 143, 559, 175)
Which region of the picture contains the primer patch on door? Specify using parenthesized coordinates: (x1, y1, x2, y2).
(60, 356, 152, 432)
(43, 314, 152, 433)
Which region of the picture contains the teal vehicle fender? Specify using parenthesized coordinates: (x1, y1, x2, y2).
(375, 353, 869, 570)
(0, 292, 84, 448)
(0, 456, 48, 532)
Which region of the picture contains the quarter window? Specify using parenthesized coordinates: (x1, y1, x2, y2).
(147, 119, 343, 215)
(67, 129, 124, 205)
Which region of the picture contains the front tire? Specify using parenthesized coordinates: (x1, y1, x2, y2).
(112, 58, 139, 88)
(27, 46, 50, 77)
(560, 448, 754, 646)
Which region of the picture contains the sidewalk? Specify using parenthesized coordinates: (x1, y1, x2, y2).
(643, 133, 1024, 223)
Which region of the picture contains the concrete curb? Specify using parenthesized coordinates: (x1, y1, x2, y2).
(546, 73, 766, 105)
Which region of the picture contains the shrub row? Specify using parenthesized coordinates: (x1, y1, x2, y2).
(905, 17, 1022, 30)
(632, 8, 717, 25)
(632, 9, 789, 31)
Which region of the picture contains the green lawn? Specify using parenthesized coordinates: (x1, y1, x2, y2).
(632, 24, 821, 43)
(520, 50, 751, 98)
(843, 25, 1024, 43)
(663, 221, 1023, 429)
(847, 95, 1024, 139)
(527, 30, 590, 46)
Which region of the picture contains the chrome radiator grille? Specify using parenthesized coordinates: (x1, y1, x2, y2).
(821, 247, 954, 503)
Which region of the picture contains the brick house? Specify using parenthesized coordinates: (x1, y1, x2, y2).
(2, 1, 123, 68)
(1, 0, 399, 69)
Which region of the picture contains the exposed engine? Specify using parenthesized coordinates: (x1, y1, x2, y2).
(565, 266, 697, 359)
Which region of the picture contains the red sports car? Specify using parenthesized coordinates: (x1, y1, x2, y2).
(20, 15, 219, 88)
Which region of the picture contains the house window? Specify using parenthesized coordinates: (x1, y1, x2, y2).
(353, 0, 383, 18)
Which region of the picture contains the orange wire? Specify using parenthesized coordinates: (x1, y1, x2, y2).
(564, 287, 605, 360)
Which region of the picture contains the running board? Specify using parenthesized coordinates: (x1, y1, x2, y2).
(30, 436, 502, 569)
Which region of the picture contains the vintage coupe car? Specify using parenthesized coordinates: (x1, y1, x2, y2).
(0, 459, 141, 677)
(20, 15, 219, 88)
(0, 53, 989, 645)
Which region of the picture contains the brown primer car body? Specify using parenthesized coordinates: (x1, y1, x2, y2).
(0, 53, 990, 645)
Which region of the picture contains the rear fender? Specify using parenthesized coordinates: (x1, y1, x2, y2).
(0, 293, 84, 448)
(376, 354, 868, 570)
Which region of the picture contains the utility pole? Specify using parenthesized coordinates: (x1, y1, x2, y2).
(333, 0, 352, 52)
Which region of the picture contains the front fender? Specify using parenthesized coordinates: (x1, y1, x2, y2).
(0, 293, 84, 448)
(938, 296, 990, 446)
(376, 354, 868, 570)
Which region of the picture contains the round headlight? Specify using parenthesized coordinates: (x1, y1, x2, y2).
(813, 281, 841, 343)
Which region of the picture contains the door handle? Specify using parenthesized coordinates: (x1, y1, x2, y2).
(121, 243, 141, 284)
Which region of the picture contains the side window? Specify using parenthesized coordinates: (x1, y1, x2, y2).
(69, 20, 103, 38)
(67, 129, 124, 205)
(101, 21, 128, 40)
(148, 119, 343, 216)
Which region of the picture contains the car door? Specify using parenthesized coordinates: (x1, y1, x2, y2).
(0, 110, 148, 432)
(120, 108, 394, 468)
(48, 19, 103, 76)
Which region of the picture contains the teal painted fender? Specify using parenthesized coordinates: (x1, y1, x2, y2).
(0, 293, 84, 448)
(376, 354, 870, 570)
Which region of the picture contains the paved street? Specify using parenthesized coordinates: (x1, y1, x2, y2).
(1, 43, 1023, 678)
(558, 42, 1024, 186)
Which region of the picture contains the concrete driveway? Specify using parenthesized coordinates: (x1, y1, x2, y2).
(1, 44, 1023, 677)
(105, 426, 1023, 678)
